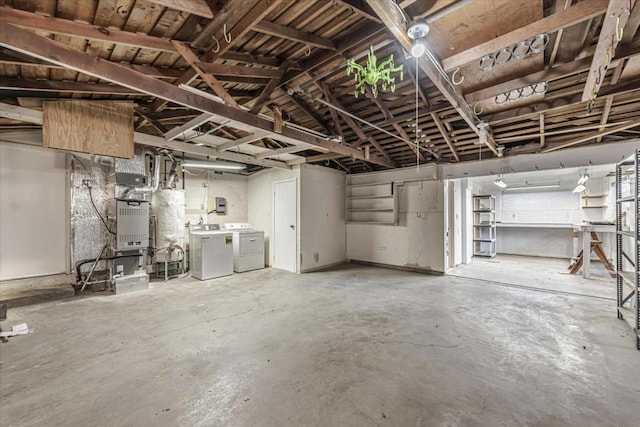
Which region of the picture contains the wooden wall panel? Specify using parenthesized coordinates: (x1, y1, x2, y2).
(43, 101, 134, 159)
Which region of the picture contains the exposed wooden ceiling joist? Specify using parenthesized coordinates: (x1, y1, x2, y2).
(442, 0, 609, 71)
(0, 102, 292, 170)
(172, 41, 240, 108)
(0, 21, 393, 168)
(253, 21, 337, 50)
(151, 0, 284, 112)
(366, 0, 498, 156)
(146, 0, 215, 19)
(581, 0, 636, 102)
(0, 6, 176, 52)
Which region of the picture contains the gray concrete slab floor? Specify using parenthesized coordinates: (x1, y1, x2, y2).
(449, 255, 616, 300)
(1, 264, 638, 426)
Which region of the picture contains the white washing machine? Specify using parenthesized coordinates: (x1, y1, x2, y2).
(224, 223, 265, 272)
(189, 224, 233, 280)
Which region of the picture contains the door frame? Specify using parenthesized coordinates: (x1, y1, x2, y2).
(272, 178, 298, 273)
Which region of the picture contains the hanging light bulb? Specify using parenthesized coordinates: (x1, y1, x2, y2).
(572, 184, 586, 193)
(494, 175, 507, 189)
(578, 173, 589, 185)
(407, 19, 429, 58)
(410, 39, 426, 58)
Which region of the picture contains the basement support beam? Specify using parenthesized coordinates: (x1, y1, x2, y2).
(0, 6, 176, 52)
(0, 22, 392, 168)
(0, 102, 292, 170)
(544, 120, 640, 152)
(442, 0, 609, 71)
(253, 21, 336, 50)
(171, 41, 240, 109)
(366, 0, 498, 156)
(430, 113, 460, 162)
(581, 0, 636, 102)
(150, 0, 283, 112)
(146, 0, 215, 18)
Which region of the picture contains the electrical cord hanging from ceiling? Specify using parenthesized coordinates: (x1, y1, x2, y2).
(415, 55, 420, 171)
(72, 154, 116, 235)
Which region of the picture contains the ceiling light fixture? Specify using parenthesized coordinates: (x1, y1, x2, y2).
(477, 121, 489, 145)
(410, 40, 426, 58)
(578, 174, 589, 185)
(182, 160, 246, 171)
(506, 184, 561, 191)
(493, 175, 507, 189)
(406, 19, 429, 58)
(572, 184, 586, 193)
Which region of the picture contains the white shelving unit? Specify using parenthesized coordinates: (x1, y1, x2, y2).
(616, 149, 639, 350)
(473, 195, 496, 258)
(581, 193, 607, 209)
(346, 180, 398, 225)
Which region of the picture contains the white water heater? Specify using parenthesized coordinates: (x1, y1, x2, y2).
(151, 189, 185, 262)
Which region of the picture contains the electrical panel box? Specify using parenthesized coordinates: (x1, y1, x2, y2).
(215, 197, 227, 214)
(114, 199, 150, 250)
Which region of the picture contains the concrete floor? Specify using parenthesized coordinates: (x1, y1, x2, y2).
(449, 255, 616, 300)
(1, 264, 639, 426)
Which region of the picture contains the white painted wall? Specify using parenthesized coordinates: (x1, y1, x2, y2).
(347, 178, 445, 273)
(299, 164, 346, 272)
(183, 171, 248, 226)
(0, 142, 68, 280)
(247, 167, 300, 269)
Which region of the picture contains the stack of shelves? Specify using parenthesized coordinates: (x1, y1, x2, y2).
(346, 181, 398, 225)
(581, 194, 607, 209)
(615, 148, 639, 350)
(473, 195, 496, 258)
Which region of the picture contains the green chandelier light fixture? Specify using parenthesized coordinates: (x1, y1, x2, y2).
(346, 45, 404, 98)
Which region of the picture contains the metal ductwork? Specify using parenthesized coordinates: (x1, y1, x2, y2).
(164, 153, 179, 189)
(122, 151, 161, 198)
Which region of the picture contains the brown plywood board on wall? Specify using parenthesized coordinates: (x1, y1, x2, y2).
(43, 101, 134, 159)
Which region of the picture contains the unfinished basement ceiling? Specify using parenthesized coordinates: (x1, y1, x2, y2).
(0, 0, 640, 173)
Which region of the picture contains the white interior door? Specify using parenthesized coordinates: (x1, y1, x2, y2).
(273, 179, 297, 272)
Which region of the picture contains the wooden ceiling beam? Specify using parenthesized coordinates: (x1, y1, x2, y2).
(249, 61, 291, 114)
(463, 41, 640, 104)
(0, 102, 293, 170)
(334, 0, 380, 22)
(253, 21, 336, 50)
(430, 112, 460, 162)
(596, 60, 625, 142)
(146, 0, 215, 18)
(366, 0, 498, 156)
(171, 41, 240, 108)
(581, 0, 636, 102)
(442, 0, 609, 71)
(220, 51, 288, 67)
(543, 120, 640, 152)
(191, 0, 261, 49)
(286, 93, 335, 135)
(486, 76, 640, 123)
(0, 21, 393, 168)
(319, 81, 396, 165)
(255, 144, 312, 158)
(362, 83, 425, 161)
(0, 77, 142, 95)
(151, 0, 283, 112)
(0, 6, 176, 52)
(194, 62, 284, 79)
(218, 131, 269, 151)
